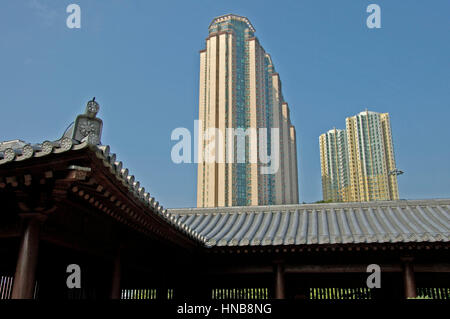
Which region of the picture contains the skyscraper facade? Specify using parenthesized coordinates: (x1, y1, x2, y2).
(319, 128, 350, 202)
(320, 110, 399, 202)
(196, 14, 298, 208)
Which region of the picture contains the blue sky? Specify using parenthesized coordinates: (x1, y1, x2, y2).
(1, 0, 449, 207)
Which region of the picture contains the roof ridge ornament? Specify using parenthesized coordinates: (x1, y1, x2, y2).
(86, 97, 99, 118)
(71, 98, 103, 145)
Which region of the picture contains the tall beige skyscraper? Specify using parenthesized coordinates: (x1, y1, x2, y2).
(196, 14, 299, 208)
(320, 110, 399, 202)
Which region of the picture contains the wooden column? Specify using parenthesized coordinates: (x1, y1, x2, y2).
(402, 257, 417, 298)
(110, 246, 122, 299)
(11, 217, 42, 299)
(274, 261, 285, 299)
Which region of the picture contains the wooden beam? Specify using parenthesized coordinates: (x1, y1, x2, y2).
(86, 153, 198, 250)
(205, 263, 450, 275)
(0, 224, 21, 238)
(0, 152, 89, 176)
(286, 264, 402, 273)
(206, 265, 273, 274)
(414, 263, 450, 272)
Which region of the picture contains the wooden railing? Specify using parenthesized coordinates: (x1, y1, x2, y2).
(2, 277, 449, 300)
(0, 276, 13, 299)
(310, 287, 450, 299)
(212, 288, 269, 299)
(309, 287, 372, 299)
(120, 288, 174, 299)
(0, 275, 39, 299)
(416, 288, 450, 299)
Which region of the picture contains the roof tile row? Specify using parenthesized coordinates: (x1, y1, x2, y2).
(170, 201, 450, 247)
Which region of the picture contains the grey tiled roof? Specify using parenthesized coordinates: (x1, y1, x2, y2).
(0, 138, 203, 243)
(2, 140, 449, 249)
(169, 200, 450, 247)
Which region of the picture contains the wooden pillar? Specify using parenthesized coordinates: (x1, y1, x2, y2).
(110, 246, 122, 299)
(11, 217, 42, 299)
(274, 261, 285, 299)
(401, 257, 417, 298)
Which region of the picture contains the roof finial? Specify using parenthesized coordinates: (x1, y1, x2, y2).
(69, 98, 103, 145)
(86, 98, 100, 117)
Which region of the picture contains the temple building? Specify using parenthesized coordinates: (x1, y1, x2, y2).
(0, 100, 449, 300)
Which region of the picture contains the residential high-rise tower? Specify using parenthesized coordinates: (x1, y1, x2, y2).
(319, 128, 350, 202)
(196, 14, 299, 207)
(320, 110, 399, 202)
